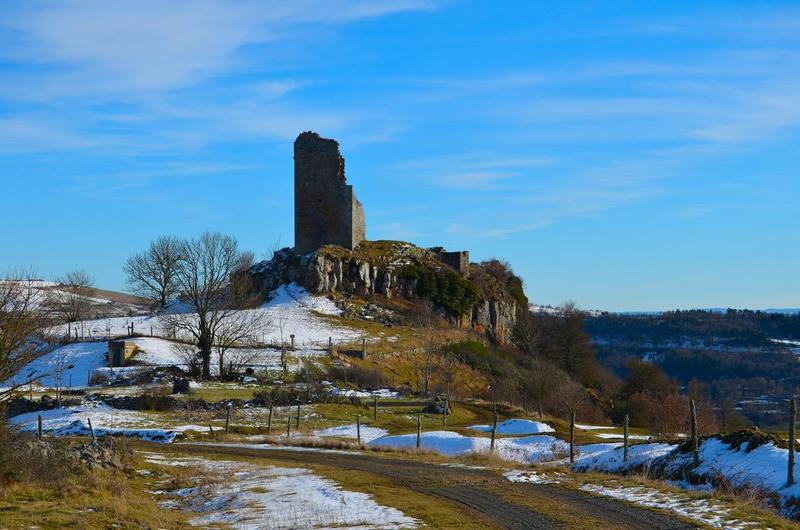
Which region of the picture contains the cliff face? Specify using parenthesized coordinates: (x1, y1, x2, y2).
(251, 241, 521, 344)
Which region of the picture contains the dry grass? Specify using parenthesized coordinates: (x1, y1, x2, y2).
(0, 440, 187, 529)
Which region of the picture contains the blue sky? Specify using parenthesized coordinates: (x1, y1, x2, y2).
(1, 1, 798, 311)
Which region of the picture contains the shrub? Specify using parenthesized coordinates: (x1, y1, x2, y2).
(327, 364, 388, 389)
(444, 340, 489, 371)
(400, 265, 479, 316)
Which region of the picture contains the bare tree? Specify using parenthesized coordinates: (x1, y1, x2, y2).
(414, 302, 442, 396)
(123, 235, 183, 309)
(0, 270, 50, 401)
(162, 232, 256, 379)
(49, 345, 77, 406)
(49, 270, 95, 323)
(215, 310, 273, 378)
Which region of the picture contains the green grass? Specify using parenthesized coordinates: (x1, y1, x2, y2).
(175, 383, 257, 402)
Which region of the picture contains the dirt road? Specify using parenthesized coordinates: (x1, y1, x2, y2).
(156, 443, 697, 529)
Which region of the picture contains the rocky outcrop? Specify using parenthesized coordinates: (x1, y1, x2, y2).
(467, 299, 517, 345)
(251, 242, 519, 344)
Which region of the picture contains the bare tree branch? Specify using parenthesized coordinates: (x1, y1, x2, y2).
(48, 270, 95, 323)
(0, 270, 51, 401)
(123, 235, 183, 310)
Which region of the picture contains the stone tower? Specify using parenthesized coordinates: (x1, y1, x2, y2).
(294, 132, 366, 254)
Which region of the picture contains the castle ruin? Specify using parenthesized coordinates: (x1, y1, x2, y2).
(430, 247, 470, 275)
(294, 131, 366, 254)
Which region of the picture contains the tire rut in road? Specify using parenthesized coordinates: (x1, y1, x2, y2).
(429, 485, 557, 529)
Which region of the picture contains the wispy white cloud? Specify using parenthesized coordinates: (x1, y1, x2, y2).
(66, 161, 257, 200)
(0, 0, 440, 94)
(389, 153, 555, 189)
(0, 0, 440, 153)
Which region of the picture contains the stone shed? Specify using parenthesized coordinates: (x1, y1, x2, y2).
(108, 341, 136, 367)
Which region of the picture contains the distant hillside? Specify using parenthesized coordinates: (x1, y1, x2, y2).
(585, 309, 800, 429)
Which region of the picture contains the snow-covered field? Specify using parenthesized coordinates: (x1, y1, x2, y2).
(145, 453, 417, 529)
(574, 442, 676, 472)
(467, 419, 554, 435)
(4, 341, 108, 388)
(48, 283, 359, 348)
(9, 401, 208, 442)
(6, 284, 358, 389)
(3, 336, 328, 389)
(662, 438, 800, 506)
(575, 435, 800, 516)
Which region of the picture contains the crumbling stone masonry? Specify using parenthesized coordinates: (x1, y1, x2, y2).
(294, 132, 366, 254)
(430, 247, 470, 275)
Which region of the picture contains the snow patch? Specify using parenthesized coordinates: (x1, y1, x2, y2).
(594, 433, 651, 440)
(147, 454, 417, 529)
(467, 418, 554, 435)
(575, 423, 615, 431)
(580, 482, 755, 529)
(574, 442, 675, 472)
(368, 431, 569, 464)
(504, 469, 560, 484)
(326, 385, 401, 399)
(8, 401, 208, 443)
(316, 424, 388, 443)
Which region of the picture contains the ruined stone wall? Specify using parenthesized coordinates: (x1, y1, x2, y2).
(294, 132, 366, 254)
(438, 251, 469, 275)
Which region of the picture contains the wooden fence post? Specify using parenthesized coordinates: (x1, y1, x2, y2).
(286, 416, 291, 438)
(538, 399, 543, 419)
(37, 415, 42, 439)
(208, 425, 214, 438)
(362, 337, 367, 360)
(356, 414, 361, 446)
(267, 405, 273, 435)
(373, 396, 378, 421)
(225, 403, 232, 433)
(690, 399, 699, 467)
(569, 412, 576, 464)
(623, 413, 629, 462)
(416, 413, 422, 449)
(789, 398, 796, 487)
(296, 402, 301, 429)
(490, 414, 498, 453)
(88, 418, 96, 442)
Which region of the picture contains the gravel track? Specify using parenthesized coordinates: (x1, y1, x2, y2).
(164, 443, 699, 529)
